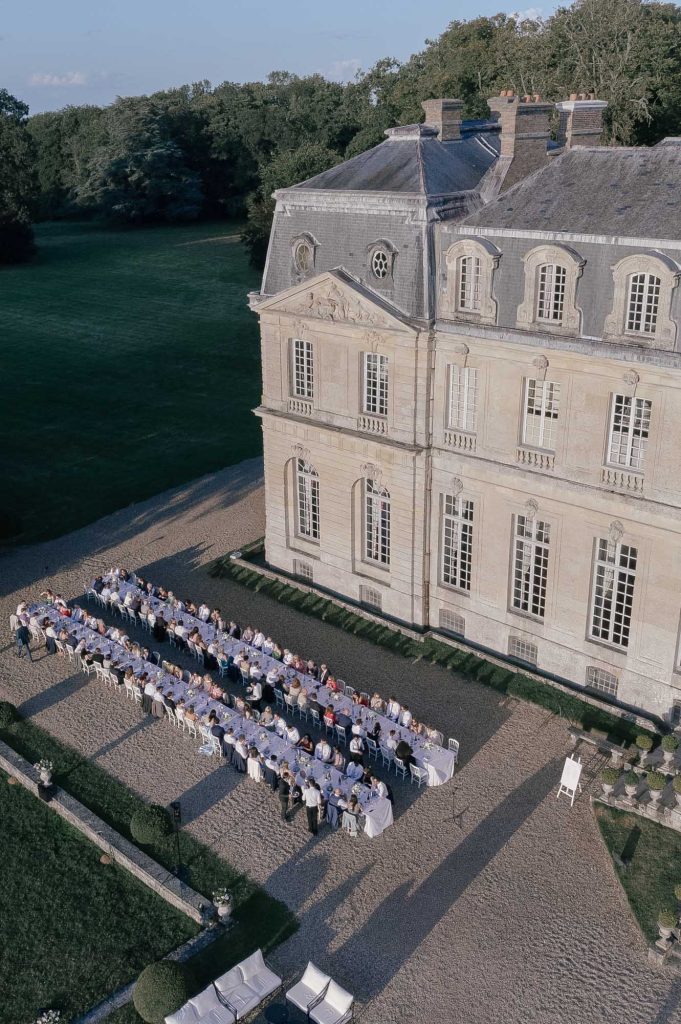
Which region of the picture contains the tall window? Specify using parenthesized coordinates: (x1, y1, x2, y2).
(365, 480, 390, 566)
(607, 395, 651, 470)
(536, 264, 567, 323)
(626, 273, 660, 335)
(447, 365, 477, 433)
(522, 379, 560, 450)
(296, 460, 319, 540)
(363, 353, 389, 417)
(512, 515, 550, 619)
(457, 256, 481, 312)
(590, 538, 637, 649)
(441, 494, 474, 591)
(291, 339, 314, 399)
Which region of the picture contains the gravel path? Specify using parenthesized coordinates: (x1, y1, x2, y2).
(1, 458, 680, 1024)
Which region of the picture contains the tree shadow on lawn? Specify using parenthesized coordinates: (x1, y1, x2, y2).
(0, 458, 263, 598)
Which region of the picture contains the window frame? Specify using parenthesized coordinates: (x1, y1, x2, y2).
(626, 272, 661, 337)
(447, 364, 478, 434)
(511, 514, 551, 620)
(604, 252, 679, 350)
(441, 493, 474, 592)
(290, 338, 314, 400)
(606, 393, 651, 472)
(362, 351, 389, 418)
(521, 378, 561, 452)
(588, 537, 637, 650)
(536, 263, 568, 324)
(364, 479, 390, 567)
(442, 238, 500, 324)
(516, 244, 584, 334)
(295, 459, 320, 542)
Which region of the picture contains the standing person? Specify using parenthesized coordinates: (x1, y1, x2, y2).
(15, 620, 32, 660)
(278, 771, 292, 823)
(303, 780, 322, 836)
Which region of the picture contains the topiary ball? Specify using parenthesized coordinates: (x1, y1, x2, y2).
(133, 960, 189, 1023)
(635, 734, 654, 752)
(662, 734, 679, 753)
(130, 804, 172, 845)
(0, 702, 18, 729)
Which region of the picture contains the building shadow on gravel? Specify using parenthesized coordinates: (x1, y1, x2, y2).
(174, 762, 242, 826)
(651, 979, 681, 1024)
(17, 669, 90, 719)
(89, 715, 157, 762)
(327, 757, 560, 1003)
(0, 458, 263, 598)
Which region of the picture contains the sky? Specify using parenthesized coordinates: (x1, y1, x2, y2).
(4, 0, 553, 115)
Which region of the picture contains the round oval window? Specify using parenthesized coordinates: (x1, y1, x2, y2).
(294, 241, 313, 273)
(371, 249, 389, 279)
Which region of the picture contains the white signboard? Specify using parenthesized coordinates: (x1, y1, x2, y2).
(556, 755, 583, 807)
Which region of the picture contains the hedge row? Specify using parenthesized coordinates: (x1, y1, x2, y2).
(210, 555, 654, 747)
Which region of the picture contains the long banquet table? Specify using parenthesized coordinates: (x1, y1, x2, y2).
(107, 574, 458, 788)
(37, 602, 393, 837)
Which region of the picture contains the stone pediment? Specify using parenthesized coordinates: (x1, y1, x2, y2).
(254, 271, 414, 333)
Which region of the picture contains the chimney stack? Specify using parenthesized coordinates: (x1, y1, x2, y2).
(421, 98, 464, 142)
(555, 96, 608, 149)
(487, 91, 553, 190)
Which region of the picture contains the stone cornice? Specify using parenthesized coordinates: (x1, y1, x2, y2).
(450, 223, 681, 252)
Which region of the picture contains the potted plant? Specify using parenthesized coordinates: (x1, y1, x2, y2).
(662, 734, 679, 767)
(673, 775, 681, 808)
(623, 770, 640, 801)
(635, 734, 654, 767)
(212, 887, 232, 922)
(646, 771, 667, 806)
(35, 1013, 61, 1024)
(34, 759, 54, 787)
(658, 908, 677, 941)
(600, 766, 620, 797)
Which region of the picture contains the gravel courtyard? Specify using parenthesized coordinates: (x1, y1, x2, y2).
(1, 458, 680, 1024)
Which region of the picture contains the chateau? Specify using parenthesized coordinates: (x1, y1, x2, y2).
(249, 93, 681, 723)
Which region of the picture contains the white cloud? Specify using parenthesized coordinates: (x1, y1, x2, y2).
(29, 71, 87, 87)
(510, 7, 544, 20)
(323, 58, 361, 83)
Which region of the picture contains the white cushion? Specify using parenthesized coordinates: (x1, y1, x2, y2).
(286, 963, 331, 1014)
(165, 1005, 200, 1024)
(238, 949, 266, 982)
(189, 986, 223, 1016)
(221, 982, 260, 1019)
(214, 966, 244, 996)
(246, 966, 281, 999)
(198, 1007, 236, 1024)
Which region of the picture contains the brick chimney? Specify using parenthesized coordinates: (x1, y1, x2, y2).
(421, 98, 464, 141)
(555, 95, 608, 149)
(487, 91, 553, 190)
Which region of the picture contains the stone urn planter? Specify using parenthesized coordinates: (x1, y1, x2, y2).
(661, 735, 679, 768)
(212, 889, 232, 925)
(646, 771, 666, 809)
(623, 771, 639, 802)
(34, 759, 54, 788)
(600, 767, 620, 798)
(635, 734, 654, 768)
(658, 910, 677, 949)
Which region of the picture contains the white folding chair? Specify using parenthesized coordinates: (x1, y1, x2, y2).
(186, 720, 197, 740)
(448, 738, 460, 761)
(166, 708, 178, 727)
(393, 756, 408, 780)
(379, 746, 393, 768)
(366, 737, 379, 761)
(409, 763, 429, 788)
(81, 658, 95, 676)
(124, 680, 135, 700)
(133, 686, 143, 706)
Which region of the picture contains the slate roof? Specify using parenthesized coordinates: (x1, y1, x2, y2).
(462, 143, 681, 238)
(290, 123, 500, 197)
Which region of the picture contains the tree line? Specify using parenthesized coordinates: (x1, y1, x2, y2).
(3, 0, 681, 267)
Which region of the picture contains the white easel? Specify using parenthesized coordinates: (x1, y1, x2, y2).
(556, 754, 583, 807)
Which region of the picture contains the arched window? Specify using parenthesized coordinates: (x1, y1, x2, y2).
(296, 460, 319, 540)
(366, 239, 397, 284)
(365, 480, 390, 566)
(457, 255, 482, 312)
(290, 234, 317, 278)
(536, 264, 567, 323)
(626, 273, 661, 335)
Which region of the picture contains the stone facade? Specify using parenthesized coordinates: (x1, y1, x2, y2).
(250, 94, 681, 723)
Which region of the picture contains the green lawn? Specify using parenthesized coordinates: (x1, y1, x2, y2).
(595, 804, 681, 942)
(0, 714, 297, 1021)
(0, 772, 197, 1024)
(0, 221, 262, 543)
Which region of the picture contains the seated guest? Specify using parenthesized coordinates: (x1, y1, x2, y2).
(262, 636, 275, 656)
(327, 676, 341, 692)
(227, 621, 241, 639)
(411, 718, 426, 736)
(332, 747, 346, 772)
(385, 729, 399, 751)
(395, 738, 415, 769)
(332, 787, 348, 811)
(289, 677, 302, 699)
(247, 748, 264, 782)
(260, 705, 274, 727)
(315, 738, 333, 763)
(368, 720, 382, 745)
(207, 710, 225, 741)
(297, 688, 309, 712)
(286, 723, 300, 745)
(349, 734, 365, 758)
(386, 696, 401, 720)
(198, 602, 211, 622)
(264, 753, 280, 791)
(252, 630, 265, 650)
(282, 648, 293, 666)
(247, 677, 263, 710)
(165, 692, 177, 712)
(184, 705, 198, 723)
(306, 659, 317, 678)
(346, 760, 364, 782)
(271, 642, 283, 660)
(297, 733, 314, 754)
(175, 698, 186, 723)
(370, 692, 384, 712)
(323, 705, 337, 728)
(273, 713, 287, 737)
(351, 719, 366, 738)
(151, 686, 166, 717)
(222, 727, 236, 762)
(242, 625, 255, 644)
(400, 705, 413, 728)
(371, 775, 389, 799)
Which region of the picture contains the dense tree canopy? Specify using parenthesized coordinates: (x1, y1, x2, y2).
(0, 90, 36, 263)
(4, 0, 681, 266)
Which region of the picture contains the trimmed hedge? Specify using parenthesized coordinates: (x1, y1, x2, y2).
(210, 551, 654, 747)
(0, 701, 17, 728)
(133, 961, 189, 1024)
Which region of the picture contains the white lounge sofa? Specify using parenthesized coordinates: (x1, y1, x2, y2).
(214, 949, 282, 1020)
(309, 980, 354, 1024)
(165, 984, 235, 1024)
(285, 962, 331, 1018)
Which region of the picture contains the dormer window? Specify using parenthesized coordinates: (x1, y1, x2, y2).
(517, 244, 584, 334)
(536, 264, 567, 323)
(291, 233, 318, 279)
(367, 240, 397, 284)
(626, 273, 661, 335)
(605, 253, 679, 350)
(443, 238, 500, 324)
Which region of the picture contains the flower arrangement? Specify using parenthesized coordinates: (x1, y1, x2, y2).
(35, 1012, 61, 1024)
(351, 783, 362, 796)
(187, 689, 195, 698)
(212, 887, 232, 907)
(34, 759, 54, 774)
